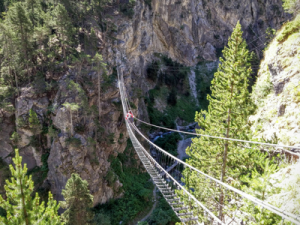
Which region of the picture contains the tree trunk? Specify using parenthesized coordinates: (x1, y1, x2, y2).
(218, 81, 234, 222)
(19, 168, 30, 225)
(70, 110, 73, 136)
(63, 44, 66, 67)
(98, 69, 102, 121)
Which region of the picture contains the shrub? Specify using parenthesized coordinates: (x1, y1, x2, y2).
(105, 170, 117, 186)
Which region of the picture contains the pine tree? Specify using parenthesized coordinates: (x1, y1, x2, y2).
(92, 53, 107, 122)
(0, 149, 62, 225)
(53, 4, 74, 67)
(7, 2, 32, 75)
(29, 109, 42, 135)
(184, 21, 261, 222)
(26, 0, 42, 27)
(90, 28, 98, 53)
(72, 52, 88, 82)
(60, 173, 94, 225)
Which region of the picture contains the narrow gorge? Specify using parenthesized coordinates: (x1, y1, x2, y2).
(0, 0, 299, 224)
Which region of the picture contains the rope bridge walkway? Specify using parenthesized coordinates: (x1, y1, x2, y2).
(117, 68, 300, 225)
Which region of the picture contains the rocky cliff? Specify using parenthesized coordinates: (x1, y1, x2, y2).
(250, 15, 300, 147)
(0, 0, 290, 205)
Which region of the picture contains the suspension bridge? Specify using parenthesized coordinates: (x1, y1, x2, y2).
(117, 68, 300, 225)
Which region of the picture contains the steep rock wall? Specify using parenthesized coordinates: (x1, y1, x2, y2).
(0, 0, 290, 206)
(250, 25, 300, 146)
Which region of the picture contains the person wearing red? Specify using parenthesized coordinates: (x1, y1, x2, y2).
(125, 110, 134, 123)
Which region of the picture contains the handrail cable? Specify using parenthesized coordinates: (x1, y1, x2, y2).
(118, 72, 224, 224)
(133, 117, 300, 152)
(117, 61, 300, 224)
(127, 122, 225, 224)
(128, 121, 300, 224)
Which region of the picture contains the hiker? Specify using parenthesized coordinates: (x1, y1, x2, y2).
(125, 110, 134, 123)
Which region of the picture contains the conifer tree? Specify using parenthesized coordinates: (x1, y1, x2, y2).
(90, 28, 98, 53)
(60, 173, 94, 225)
(7, 2, 32, 75)
(184, 21, 260, 222)
(92, 53, 107, 122)
(26, 0, 42, 27)
(0, 149, 62, 225)
(53, 4, 74, 67)
(29, 109, 42, 135)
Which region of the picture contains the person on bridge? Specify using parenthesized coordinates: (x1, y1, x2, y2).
(125, 110, 134, 123)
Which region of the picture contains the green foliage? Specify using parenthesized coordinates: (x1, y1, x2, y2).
(65, 137, 82, 148)
(145, 55, 202, 127)
(95, 139, 152, 225)
(93, 212, 111, 225)
(282, 0, 300, 14)
(27, 153, 49, 186)
(29, 135, 39, 148)
(0, 157, 11, 201)
(167, 89, 177, 106)
(29, 109, 42, 135)
(138, 221, 149, 225)
(240, 161, 282, 224)
(265, 27, 276, 46)
(0, 149, 62, 225)
(252, 67, 273, 105)
(277, 14, 300, 43)
(154, 133, 181, 156)
(144, 0, 152, 8)
(146, 87, 199, 128)
(89, 27, 98, 53)
(101, 67, 117, 92)
(146, 55, 190, 91)
(194, 62, 218, 109)
(10, 131, 20, 146)
(0, 86, 14, 113)
(48, 125, 58, 138)
(183, 22, 265, 223)
(119, 0, 136, 18)
(105, 170, 117, 186)
(148, 195, 179, 225)
(61, 173, 94, 225)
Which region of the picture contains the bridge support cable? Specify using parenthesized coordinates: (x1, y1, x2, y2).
(129, 119, 300, 225)
(133, 117, 300, 157)
(118, 79, 223, 224)
(117, 70, 300, 224)
(126, 121, 222, 224)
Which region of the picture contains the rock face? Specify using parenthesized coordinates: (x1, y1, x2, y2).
(46, 73, 127, 204)
(250, 27, 300, 146)
(0, 0, 290, 206)
(113, 0, 288, 69)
